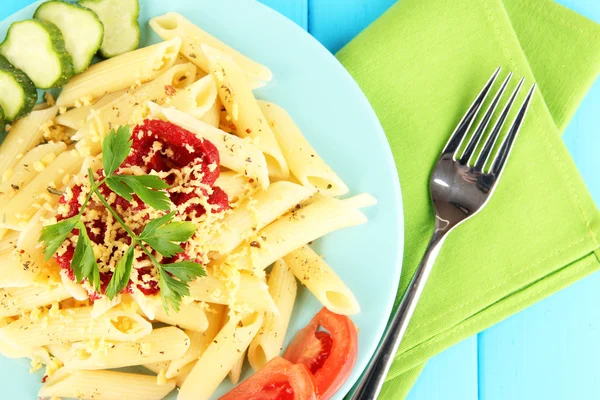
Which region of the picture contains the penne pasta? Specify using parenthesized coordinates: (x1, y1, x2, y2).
(187, 271, 277, 313)
(60, 327, 190, 370)
(178, 311, 264, 400)
(150, 104, 270, 188)
(205, 181, 315, 254)
(167, 74, 218, 119)
(229, 348, 246, 384)
(223, 195, 374, 271)
(57, 38, 183, 107)
(214, 171, 252, 204)
(75, 63, 197, 156)
(166, 304, 224, 379)
(248, 259, 297, 371)
(149, 12, 271, 88)
(259, 101, 349, 196)
(1, 150, 83, 230)
(55, 89, 128, 130)
(284, 245, 360, 315)
(154, 301, 209, 332)
(0, 142, 67, 201)
(0, 306, 152, 348)
(39, 368, 176, 400)
(0, 285, 70, 318)
(201, 96, 222, 128)
(0, 230, 18, 254)
(0, 106, 58, 179)
(206, 47, 289, 179)
(0, 250, 43, 288)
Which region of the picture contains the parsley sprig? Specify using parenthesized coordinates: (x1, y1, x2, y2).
(40, 126, 206, 312)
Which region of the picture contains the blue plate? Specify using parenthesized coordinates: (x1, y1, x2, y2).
(0, 1, 403, 398)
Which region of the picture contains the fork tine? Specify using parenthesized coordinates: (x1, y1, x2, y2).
(442, 67, 501, 157)
(459, 72, 513, 165)
(474, 77, 525, 171)
(490, 83, 537, 177)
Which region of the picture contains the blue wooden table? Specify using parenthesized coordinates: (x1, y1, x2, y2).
(2, 0, 600, 398)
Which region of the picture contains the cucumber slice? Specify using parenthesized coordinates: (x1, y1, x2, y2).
(0, 20, 74, 89)
(0, 55, 37, 121)
(78, 0, 140, 58)
(34, 1, 104, 74)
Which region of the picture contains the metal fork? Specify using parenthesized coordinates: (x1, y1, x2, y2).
(350, 68, 536, 400)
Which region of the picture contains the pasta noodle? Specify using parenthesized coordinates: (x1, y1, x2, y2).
(248, 259, 297, 371)
(153, 301, 209, 332)
(60, 327, 190, 370)
(55, 89, 128, 130)
(0, 285, 70, 318)
(214, 171, 251, 203)
(205, 46, 289, 179)
(0, 142, 67, 202)
(204, 181, 315, 254)
(39, 368, 176, 400)
(0, 306, 152, 348)
(149, 12, 272, 88)
(1, 150, 83, 230)
(166, 304, 224, 379)
(75, 63, 197, 156)
(223, 195, 374, 271)
(178, 311, 264, 400)
(284, 245, 360, 315)
(167, 74, 218, 119)
(187, 271, 277, 313)
(259, 101, 349, 196)
(0, 106, 58, 179)
(57, 38, 183, 107)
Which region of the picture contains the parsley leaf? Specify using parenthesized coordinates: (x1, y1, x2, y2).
(71, 222, 100, 291)
(158, 268, 190, 312)
(40, 216, 79, 260)
(102, 125, 132, 176)
(139, 213, 195, 257)
(161, 260, 206, 281)
(105, 246, 135, 299)
(106, 174, 171, 211)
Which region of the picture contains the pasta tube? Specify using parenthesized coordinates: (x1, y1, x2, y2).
(178, 311, 264, 400)
(149, 12, 271, 87)
(248, 259, 297, 370)
(284, 245, 360, 315)
(57, 37, 183, 107)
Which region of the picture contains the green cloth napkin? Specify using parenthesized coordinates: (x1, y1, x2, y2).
(337, 0, 600, 397)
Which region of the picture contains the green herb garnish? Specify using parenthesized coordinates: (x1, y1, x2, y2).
(39, 125, 205, 312)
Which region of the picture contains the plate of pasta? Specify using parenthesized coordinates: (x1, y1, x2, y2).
(0, 0, 403, 399)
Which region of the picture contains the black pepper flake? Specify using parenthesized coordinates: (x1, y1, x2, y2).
(327, 184, 333, 189)
(246, 157, 252, 163)
(250, 241, 261, 249)
(47, 186, 64, 196)
(249, 178, 255, 183)
(189, 53, 197, 58)
(246, 128, 252, 134)
(11, 184, 19, 190)
(178, 75, 187, 82)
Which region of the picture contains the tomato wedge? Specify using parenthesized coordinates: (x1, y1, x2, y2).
(284, 308, 358, 400)
(219, 357, 317, 400)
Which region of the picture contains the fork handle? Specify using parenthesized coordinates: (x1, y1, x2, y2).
(349, 230, 448, 400)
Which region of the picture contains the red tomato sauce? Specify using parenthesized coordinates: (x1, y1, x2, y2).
(55, 119, 229, 299)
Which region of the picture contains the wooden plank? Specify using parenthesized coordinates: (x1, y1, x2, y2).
(258, 0, 308, 31)
(308, 0, 396, 53)
(406, 337, 478, 400)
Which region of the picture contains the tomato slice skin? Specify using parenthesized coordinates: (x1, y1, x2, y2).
(284, 308, 358, 400)
(219, 357, 317, 400)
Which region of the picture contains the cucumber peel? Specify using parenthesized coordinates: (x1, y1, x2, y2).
(78, 0, 140, 58)
(0, 19, 74, 89)
(0, 55, 37, 121)
(34, 1, 104, 74)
